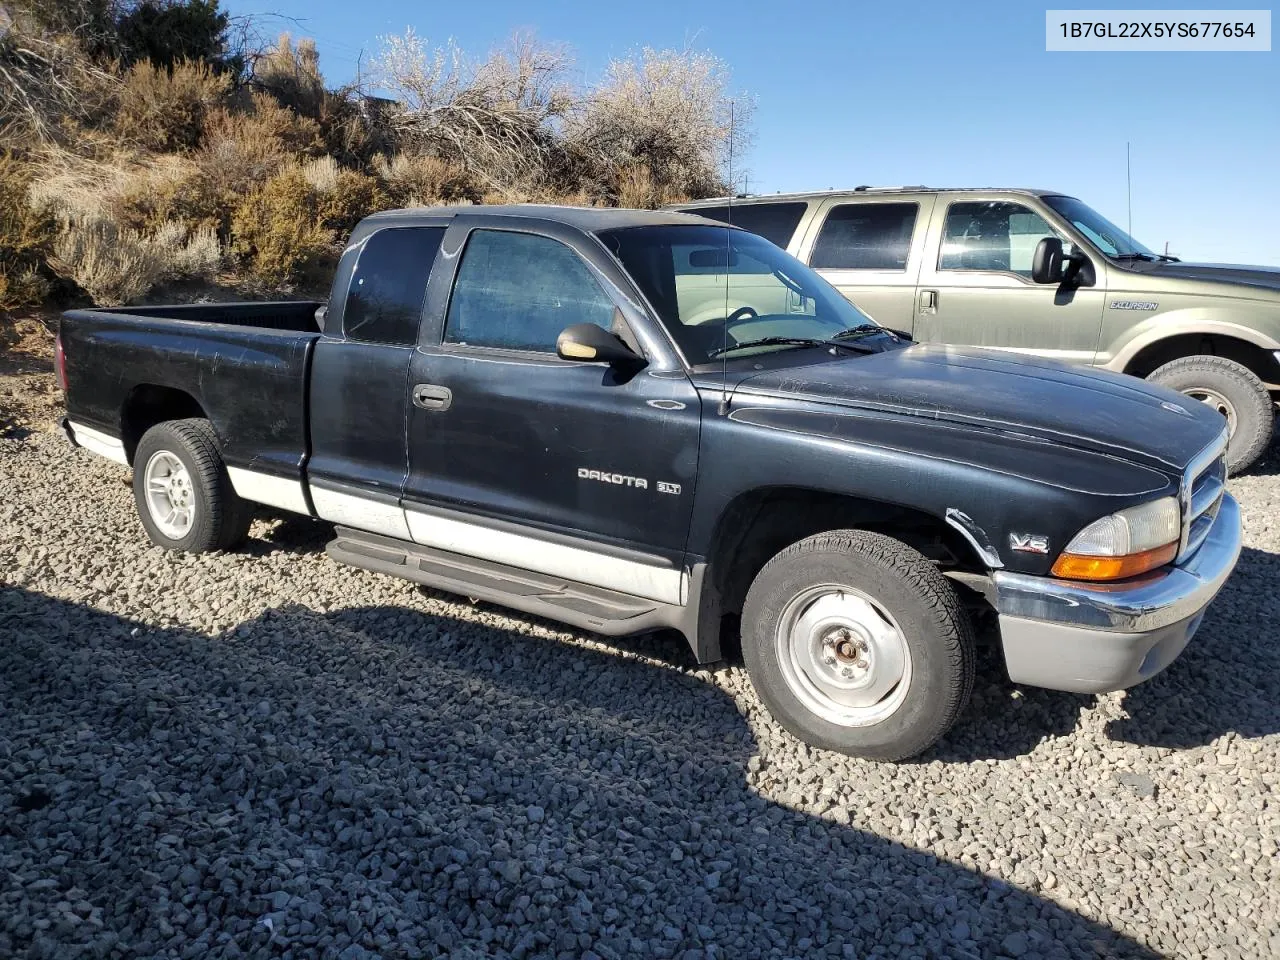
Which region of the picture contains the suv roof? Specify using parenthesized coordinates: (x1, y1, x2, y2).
(674, 187, 1066, 207)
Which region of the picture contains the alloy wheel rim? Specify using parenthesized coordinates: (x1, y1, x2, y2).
(1183, 387, 1237, 436)
(775, 585, 912, 727)
(144, 450, 196, 539)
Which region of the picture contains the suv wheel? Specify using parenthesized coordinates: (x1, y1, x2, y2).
(741, 530, 975, 761)
(1148, 356, 1274, 475)
(133, 419, 252, 552)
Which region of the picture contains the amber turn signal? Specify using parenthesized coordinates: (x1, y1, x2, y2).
(1050, 541, 1178, 581)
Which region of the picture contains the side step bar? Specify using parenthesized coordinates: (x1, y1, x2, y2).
(326, 526, 691, 638)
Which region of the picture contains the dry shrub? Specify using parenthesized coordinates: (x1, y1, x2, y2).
(373, 30, 574, 195)
(567, 47, 745, 201)
(252, 34, 325, 118)
(112, 58, 230, 152)
(373, 153, 477, 206)
(616, 164, 686, 209)
(0, 153, 57, 308)
(50, 216, 163, 305)
(230, 166, 337, 286)
(49, 214, 223, 305)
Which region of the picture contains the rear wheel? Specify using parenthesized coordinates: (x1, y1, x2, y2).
(741, 530, 975, 761)
(132, 419, 252, 552)
(1148, 356, 1274, 475)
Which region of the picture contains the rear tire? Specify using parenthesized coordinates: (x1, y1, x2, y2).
(1148, 356, 1274, 475)
(741, 530, 975, 761)
(132, 419, 252, 553)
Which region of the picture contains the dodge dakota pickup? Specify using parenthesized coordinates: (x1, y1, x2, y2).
(57, 205, 1243, 760)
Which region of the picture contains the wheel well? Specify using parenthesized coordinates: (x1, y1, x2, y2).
(120, 385, 208, 463)
(1123, 333, 1280, 385)
(706, 487, 985, 620)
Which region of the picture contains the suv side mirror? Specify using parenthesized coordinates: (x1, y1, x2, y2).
(1032, 237, 1097, 288)
(556, 323, 643, 367)
(1032, 237, 1065, 284)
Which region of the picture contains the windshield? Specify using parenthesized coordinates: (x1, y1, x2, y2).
(1044, 195, 1157, 258)
(596, 224, 880, 365)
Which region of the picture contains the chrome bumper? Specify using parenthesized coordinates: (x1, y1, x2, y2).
(991, 493, 1242, 693)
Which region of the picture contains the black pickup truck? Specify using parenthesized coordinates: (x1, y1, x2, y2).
(57, 206, 1243, 760)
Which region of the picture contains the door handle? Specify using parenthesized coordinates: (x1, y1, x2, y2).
(918, 289, 938, 314)
(412, 383, 452, 411)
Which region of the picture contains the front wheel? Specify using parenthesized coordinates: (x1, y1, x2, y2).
(133, 419, 252, 553)
(1148, 356, 1274, 475)
(741, 530, 975, 761)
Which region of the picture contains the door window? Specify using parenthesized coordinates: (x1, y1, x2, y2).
(687, 202, 808, 249)
(445, 230, 617, 352)
(810, 202, 918, 270)
(939, 201, 1066, 277)
(343, 226, 445, 345)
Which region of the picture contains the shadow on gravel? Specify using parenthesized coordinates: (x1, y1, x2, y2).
(1, 585, 1162, 959)
(1107, 545, 1280, 749)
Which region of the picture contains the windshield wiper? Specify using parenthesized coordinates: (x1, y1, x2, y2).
(707, 336, 878, 359)
(1113, 252, 1180, 263)
(831, 323, 898, 341)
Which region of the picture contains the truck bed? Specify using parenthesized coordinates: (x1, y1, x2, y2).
(59, 302, 323, 484)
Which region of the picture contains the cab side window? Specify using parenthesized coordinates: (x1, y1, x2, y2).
(809, 202, 918, 270)
(445, 229, 617, 352)
(939, 201, 1064, 277)
(343, 226, 445, 345)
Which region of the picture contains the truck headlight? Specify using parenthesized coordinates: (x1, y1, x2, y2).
(1050, 497, 1180, 581)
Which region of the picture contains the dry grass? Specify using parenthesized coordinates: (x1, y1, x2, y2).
(372, 152, 478, 206)
(0, 153, 56, 310)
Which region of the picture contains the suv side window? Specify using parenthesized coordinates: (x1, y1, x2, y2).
(445, 229, 617, 352)
(939, 201, 1063, 277)
(809, 202, 918, 270)
(343, 226, 445, 345)
(688, 202, 807, 249)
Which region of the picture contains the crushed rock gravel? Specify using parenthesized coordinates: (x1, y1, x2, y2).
(2, 349, 1278, 958)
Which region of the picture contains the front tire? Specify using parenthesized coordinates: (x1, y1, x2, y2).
(1148, 356, 1274, 475)
(133, 419, 252, 553)
(741, 530, 975, 761)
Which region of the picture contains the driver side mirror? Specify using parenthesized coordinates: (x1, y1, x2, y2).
(1032, 237, 1096, 287)
(556, 323, 644, 367)
(1031, 237, 1065, 284)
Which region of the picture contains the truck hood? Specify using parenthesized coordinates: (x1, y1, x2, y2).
(729, 344, 1226, 473)
(1120, 259, 1280, 296)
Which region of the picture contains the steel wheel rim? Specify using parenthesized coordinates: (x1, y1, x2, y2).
(1183, 387, 1237, 436)
(775, 584, 912, 727)
(143, 450, 196, 539)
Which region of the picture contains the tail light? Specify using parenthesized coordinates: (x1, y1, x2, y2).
(54, 333, 67, 391)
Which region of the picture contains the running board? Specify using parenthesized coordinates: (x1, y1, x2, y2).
(326, 526, 688, 637)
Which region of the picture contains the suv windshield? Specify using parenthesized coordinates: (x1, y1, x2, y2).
(1044, 195, 1157, 259)
(597, 224, 881, 365)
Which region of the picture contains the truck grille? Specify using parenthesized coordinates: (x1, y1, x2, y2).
(1178, 431, 1228, 562)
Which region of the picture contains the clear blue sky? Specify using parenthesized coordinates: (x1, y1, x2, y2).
(226, 0, 1279, 265)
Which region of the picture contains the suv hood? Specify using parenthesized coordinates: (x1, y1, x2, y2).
(1120, 259, 1280, 295)
(730, 344, 1225, 473)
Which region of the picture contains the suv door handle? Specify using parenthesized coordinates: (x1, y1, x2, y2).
(412, 383, 452, 411)
(919, 289, 938, 314)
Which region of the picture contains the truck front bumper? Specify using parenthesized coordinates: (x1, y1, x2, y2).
(991, 493, 1242, 694)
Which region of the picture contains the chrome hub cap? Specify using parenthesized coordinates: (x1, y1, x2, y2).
(776, 586, 912, 727)
(1184, 387, 1237, 436)
(144, 450, 195, 539)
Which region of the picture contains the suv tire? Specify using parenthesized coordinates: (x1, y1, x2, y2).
(741, 530, 975, 761)
(1149, 356, 1274, 475)
(133, 419, 253, 552)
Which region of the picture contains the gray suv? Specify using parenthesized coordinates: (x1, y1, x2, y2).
(672, 188, 1280, 473)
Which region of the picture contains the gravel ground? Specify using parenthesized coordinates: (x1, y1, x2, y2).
(2, 327, 1279, 959)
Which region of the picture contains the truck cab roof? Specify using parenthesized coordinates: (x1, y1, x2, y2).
(362, 204, 711, 233)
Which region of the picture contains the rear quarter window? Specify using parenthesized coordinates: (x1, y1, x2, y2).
(343, 226, 446, 345)
(687, 202, 808, 249)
